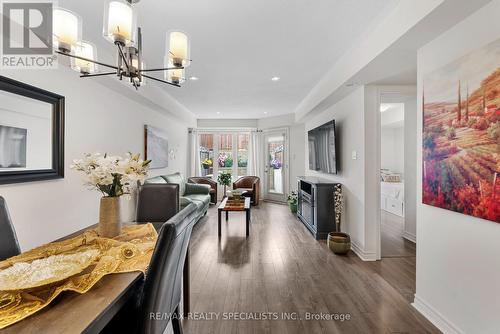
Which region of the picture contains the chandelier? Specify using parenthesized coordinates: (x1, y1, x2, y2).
(53, 0, 190, 89)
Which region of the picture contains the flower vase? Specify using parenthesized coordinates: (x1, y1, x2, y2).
(99, 197, 122, 238)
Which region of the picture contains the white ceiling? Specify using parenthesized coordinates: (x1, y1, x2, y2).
(59, 0, 399, 119)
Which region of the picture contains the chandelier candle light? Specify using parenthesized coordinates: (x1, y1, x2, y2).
(53, 0, 191, 89)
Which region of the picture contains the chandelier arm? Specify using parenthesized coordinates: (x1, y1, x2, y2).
(55, 51, 118, 70)
(116, 44, 130, 71)
(141, 74, 181, 87)
(139, 67, 184, 73)
(80, 72, 116, 78)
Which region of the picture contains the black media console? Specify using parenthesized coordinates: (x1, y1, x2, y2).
(297, 176, 341, 240)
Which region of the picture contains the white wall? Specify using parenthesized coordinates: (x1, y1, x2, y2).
(403, 98, 417, 242)
(381, 125, 404, 174)
(0, 67, 192, 251)
(414, 2, 500, 333)
(197, 118, 258, 128)
(304, 87, 368, 257)
(288, 123, 305, 191)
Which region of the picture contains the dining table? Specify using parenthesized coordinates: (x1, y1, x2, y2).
(0, 222, 191, 334)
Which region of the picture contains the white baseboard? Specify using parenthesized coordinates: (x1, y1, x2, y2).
(351, 241, 377, 261)
(402, 231, 416, 243)
(412, 294, 464, 334)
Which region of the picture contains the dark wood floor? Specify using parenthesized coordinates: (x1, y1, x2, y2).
(183, 202, 438, 334)
(381, 210, 416, 258)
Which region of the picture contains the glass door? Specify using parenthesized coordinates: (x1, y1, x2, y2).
(264, 130, 287, 202)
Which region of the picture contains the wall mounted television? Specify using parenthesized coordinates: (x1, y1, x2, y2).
(308, 120, 338, 174)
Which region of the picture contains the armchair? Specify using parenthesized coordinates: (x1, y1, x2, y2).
(188, 177, 218, 204)
(233, 176, 260, 206)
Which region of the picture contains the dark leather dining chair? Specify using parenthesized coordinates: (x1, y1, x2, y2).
(136, 183, 180, 230)
(104, 203, 197, 334)
(138, 203, 197, 334)
(0, 196, 21, 261)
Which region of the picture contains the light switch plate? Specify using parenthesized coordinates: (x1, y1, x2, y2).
(352, 150, 357, 160)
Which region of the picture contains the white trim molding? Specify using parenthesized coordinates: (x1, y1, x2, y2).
(402, 231, 416, 243)
(351, 241, 377, 261)
(412, 295, 465, 334)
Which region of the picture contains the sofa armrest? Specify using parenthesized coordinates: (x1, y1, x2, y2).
(188, 177, 217, 190)
(185, 183, 211, 195)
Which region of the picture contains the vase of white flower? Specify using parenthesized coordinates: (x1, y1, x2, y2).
(99, 196, 122, 238)
(71, 152, 151, 238)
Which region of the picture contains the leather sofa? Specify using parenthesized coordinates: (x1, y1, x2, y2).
(188, 177, 218, 204)
(146, 172, 211, 223)
(233, 176, 260, 206)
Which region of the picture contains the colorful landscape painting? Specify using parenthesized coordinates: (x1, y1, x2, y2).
(423, 39, 500, 223)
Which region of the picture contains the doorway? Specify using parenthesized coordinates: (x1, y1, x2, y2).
(377, 90, 417, 259)
(263, 129, 288, 203)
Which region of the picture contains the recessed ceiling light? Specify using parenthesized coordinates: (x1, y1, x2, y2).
(271, 76, 280, 81)
(189, 76, 199, 81)
(216, 111, 220, 115)
(264, 112, 268, 114)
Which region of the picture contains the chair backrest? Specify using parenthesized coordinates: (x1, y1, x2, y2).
(234, 176, 260, 189)
(162, 173, 186, 196)
(0, 196, 21, 261)
(138, 203, 197, 334)
(136, 184, 180, 225)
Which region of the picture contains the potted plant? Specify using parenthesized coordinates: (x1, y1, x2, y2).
(327, 184, 351, 255)
(217, 171, 232, 198)
(201, 158, 212, 170)
(287, 191, 298, 214)
(238, 156, 248, 168)
(71, 152, 150, 238)
(270, 159, 282, 169)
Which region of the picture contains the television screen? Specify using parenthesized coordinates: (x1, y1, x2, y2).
(308, 120, 337, 174)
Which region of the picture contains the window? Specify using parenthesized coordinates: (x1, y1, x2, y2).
(197, 131, 251, 181)
(217, 133, 233, 175)
(199, 134, 214, 177)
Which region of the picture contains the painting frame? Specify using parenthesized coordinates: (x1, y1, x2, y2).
(422, 39, 500, 223)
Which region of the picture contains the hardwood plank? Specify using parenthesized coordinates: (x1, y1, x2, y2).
(184, 202, 440, 334)
(381, 210, 416, 258)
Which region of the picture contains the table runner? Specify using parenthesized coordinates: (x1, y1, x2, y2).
(0, 224, 157, 329)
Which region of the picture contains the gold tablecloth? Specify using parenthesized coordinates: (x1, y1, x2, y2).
(0, 224, 157, 329)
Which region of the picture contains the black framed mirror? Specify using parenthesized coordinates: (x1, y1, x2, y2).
(0, 76, 64, 184)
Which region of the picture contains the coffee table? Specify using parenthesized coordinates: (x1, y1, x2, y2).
(218, 197, 251, 238)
